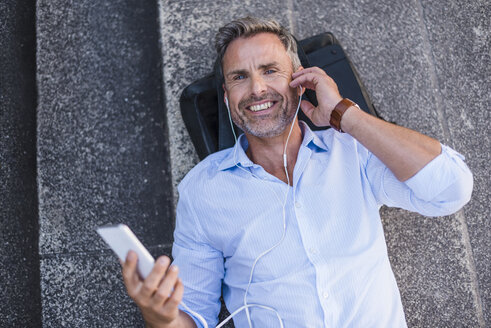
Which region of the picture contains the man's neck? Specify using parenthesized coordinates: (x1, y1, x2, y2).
(245, 120, 303, 185)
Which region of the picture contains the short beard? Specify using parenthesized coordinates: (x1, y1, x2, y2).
(232, 88, 299, 138)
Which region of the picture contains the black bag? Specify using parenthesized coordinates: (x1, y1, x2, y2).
(180, 32, 378, 160)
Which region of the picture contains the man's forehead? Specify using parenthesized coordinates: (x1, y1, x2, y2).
(222, 33, 291, 72)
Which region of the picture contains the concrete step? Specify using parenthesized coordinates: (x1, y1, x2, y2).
(0, 0, 488, 326)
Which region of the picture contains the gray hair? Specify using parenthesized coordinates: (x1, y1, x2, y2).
(215, 16, 301, 80)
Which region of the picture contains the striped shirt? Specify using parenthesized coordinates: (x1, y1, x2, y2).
(173, 121, 473, 327)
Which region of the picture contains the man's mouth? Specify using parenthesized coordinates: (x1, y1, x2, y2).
(248, 101, 275, 112)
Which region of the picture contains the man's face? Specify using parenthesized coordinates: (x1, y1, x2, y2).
(222, 33, 300, 138)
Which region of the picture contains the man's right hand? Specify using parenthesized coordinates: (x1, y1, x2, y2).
(121, 251, 197, 328)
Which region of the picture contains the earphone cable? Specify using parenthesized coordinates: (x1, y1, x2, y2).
(184, 86, 302, 328)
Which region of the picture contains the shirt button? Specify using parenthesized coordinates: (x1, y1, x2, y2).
(309, 248, 318, 255)
(323, 291, 329, 299)
(295, 201, 302, 208)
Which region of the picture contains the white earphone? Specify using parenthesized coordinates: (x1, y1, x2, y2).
(188, 86, 303, 328)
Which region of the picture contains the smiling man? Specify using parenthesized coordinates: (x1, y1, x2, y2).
(121, 17, 473, 328)
(222, 32, 300, 139)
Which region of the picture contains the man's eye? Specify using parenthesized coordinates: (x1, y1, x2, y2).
(234, 75, 245, 80)
(265, 69, 276, 75)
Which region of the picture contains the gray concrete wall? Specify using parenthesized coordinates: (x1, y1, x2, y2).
(0, 0, 42, 325)
(0, 0, 488, 327)
(36, 0, 174, 326)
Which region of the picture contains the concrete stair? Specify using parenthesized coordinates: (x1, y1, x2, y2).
(0, 0, 489, 326)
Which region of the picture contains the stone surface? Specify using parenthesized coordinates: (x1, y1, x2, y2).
(36, 0, 174, 254)
(0, 0, 42, 325)
(381, 208, 479, 327)
(40, 246, 170, 327)
(0, 234, 42, 326)
(419, 0, 490, 325)
(36, 0, 175, 326)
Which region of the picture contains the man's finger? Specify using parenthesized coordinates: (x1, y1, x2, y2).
(153, 265, 180, 306)
(122, 251, 141, 296)
(160, 278, 184, 318)
(300, 99, 316, 119)
(292, 66, 325, 78)
(290, 72, 322, 90)
(169, 278, 184, 306)
(140, 256, 171, 298)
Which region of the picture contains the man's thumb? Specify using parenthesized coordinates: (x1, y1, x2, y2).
(300, 99, 316, 120)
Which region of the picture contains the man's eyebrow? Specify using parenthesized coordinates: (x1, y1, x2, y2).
(258, 62, 281, 70)
(225, 62, 282, 78)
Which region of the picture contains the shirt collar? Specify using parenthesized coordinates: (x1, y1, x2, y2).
(299, 120, 329, 152)
(217, 121, 328, 171)
(217, 134, 253, 171)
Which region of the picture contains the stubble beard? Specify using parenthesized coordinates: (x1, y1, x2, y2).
(232, 89, 299, 138)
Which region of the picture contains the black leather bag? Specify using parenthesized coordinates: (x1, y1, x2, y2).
(180, 32, 377, 160)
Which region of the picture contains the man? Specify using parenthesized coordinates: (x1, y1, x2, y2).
(121, 17, 473, 328)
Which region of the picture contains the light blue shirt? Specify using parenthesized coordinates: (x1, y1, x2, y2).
(173, 121, 473, 328)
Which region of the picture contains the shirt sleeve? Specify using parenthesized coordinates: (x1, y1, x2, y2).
(172, 187, 224, 328)
(365, 144, 473, 217)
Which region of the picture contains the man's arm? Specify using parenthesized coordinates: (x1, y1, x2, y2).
(291, 67, 441, 181)
(341, 107, 441, 181)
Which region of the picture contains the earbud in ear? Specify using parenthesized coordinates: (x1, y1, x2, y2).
(225, 97, 229, 108)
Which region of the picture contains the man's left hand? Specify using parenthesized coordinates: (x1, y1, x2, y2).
(290, 67, 343, 127)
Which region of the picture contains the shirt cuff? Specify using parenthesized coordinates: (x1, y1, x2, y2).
(404, 144, 470, 201)
(179, 305, 207, 328)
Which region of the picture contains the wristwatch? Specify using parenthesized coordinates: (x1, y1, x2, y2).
(330, 98, 358, 133)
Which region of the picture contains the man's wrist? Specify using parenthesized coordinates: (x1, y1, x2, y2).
(144, 316, 179, 328)
(338, 104, 365, 135)
(330, 98, 359, 132)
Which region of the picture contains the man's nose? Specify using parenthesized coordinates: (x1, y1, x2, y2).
(249, 74, 267, 97)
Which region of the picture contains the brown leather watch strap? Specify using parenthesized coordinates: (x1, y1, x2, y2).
(330, 98, 357, 133)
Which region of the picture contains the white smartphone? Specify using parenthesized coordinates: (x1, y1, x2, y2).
(96, 224, 155, 279)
